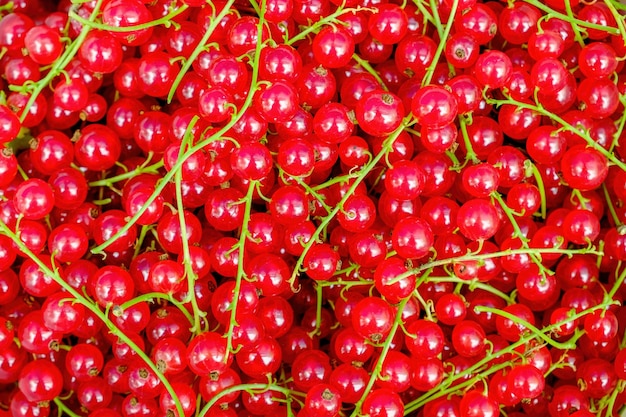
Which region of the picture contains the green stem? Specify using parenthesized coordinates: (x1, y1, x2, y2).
(290, 174, 332, 213)
(0, 219, 186, 417)
(311, 170, 361, 192)
(603, 183, 622, 227)
(197, 383, 303, 417)
(18, 0, 105, 121)
(133, 225, 151, 258)
(428, 275, 515, 304)
(174, 117, 207, 335)
(54, 398, 82, 417)
(426, 0, 446, 42)
(491, 192, 552, 275)
(527, 161, 547, 220)
(404, 300, 614, 413)
(459, 116, 480, 164)
(310, 282, 324, 337)
(68, 4, 189, 32)
(288, 120, 409, 287)
(474, 306, 574, 350)
(562, 0, 586, 47)
(88, 160, 164, 187)
(285, 7, 360, 46)
(603, 0, 626, 49)
(522, 0, 619, 36)
(489, 96, 626, 171)
(225, 180, 257, 358)
(166, 0, 236, 102)
(422, 0, 458, 86)
(384, 246, 602, 290)
(352, 53, 387, 91)
(92, 0, 275, 255)
(350, 298, 409, 417)
(607, 261, 626, 301)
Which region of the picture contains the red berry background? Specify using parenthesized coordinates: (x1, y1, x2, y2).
(0, 0, 625, 416)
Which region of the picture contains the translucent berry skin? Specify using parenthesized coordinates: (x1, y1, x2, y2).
(13, 179, 55, 220)
(474, 50, 513, 89)
(560, 146, 608, 191)
(0, 105, 21, 144)
(411, 85, 458, 128)
(312, 26, 355, 69)
(356, 90, 405, 136)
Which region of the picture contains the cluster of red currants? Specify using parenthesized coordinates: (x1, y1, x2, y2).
(0, 0, 624, 416)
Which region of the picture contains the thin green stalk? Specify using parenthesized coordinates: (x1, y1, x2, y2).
(350, 298, 409, 417)
(288, 120, 409, 287)
(562, 0, 586, 47)
(475, 306, 574, 350)
(427, 275, 515, 304)
(18, 0, 105, 121)
(285, 7, 363, 46)
(54, 398, 82, 417)
(426, 0, 446, 42)
(0, 219, 186, 417)
(489, 97, 626, 171)
(310, 282, 325, 337)
(522, 0, 619, 36)
(68, 4, 189, 32)
(116, 291, 195, 325)
(603, 183, 622, 227)
(174, 117, 207, 335)
(92, 0, 271, 255)
(88, 160, 164, 187)
(491, 192, 552, 276)
(459, 116, 480, 164)
(225, 180, 257, 358)
(197, 383, 303, 417)
(352, 53, 388, 91)
(527, 161, 547, 220)
(404, 299, 616, 413)
(385, 246, 601, 289)
(166, 0, 236, 102)
(422, 0, 458, 86)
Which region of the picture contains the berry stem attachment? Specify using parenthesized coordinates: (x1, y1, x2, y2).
(288, 118, 410, 287)
(174, 116, 207, 335)
(166, 0, 236, 102)
(67, 4, 189, 32)
(17, 0, 106, 121)
(0, 219, 187, 417)
(422, 0, 458, 86)
(225, 179, 258, 359)
(350, 297, 410, 417)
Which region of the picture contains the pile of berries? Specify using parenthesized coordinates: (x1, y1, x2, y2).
(0, 0, 625, 416)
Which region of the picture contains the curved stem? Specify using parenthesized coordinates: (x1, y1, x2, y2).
(287, 120, 408, 287)
(0, 219, 186, 417)
(166, 0, 236, 102)
(404, 299, 614, 413)
(197, 383, 303, 417)
(350, 298, 409, 417)
(285, 6, 362, 46)
(488, 96, 626, 171)
(422, 0, 458, 86)
(352, 53, 387, 91)
(17, 0, 105, 121)
(68, 4, 188, 32)
(473, 306, 574, 350)
(225, 179, 257, 358)
(522, 0, 619, 36)
(174, 117, 207, 335)
(54, 398, 82, 417)
(491, 192, 552, 276)
(88, 160, 164, 187)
